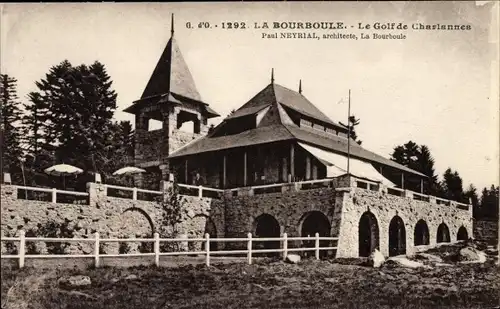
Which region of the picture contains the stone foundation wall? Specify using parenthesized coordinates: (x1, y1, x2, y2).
(335, 188, 473, 257)
(223, 185, 338, 249)
(1, 183, 223, 254)
(1, 179, 473, 258)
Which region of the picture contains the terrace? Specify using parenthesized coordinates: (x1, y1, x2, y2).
(2, 173, 470, 212)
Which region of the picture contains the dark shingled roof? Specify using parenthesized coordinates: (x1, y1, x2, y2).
(141, 37, 201, 101)
(226, 105, 271, 120)
(284, 125, 426, 176)
(273, 84, 339, 127)
(226, 83, 345, 129)
(168, 80, 425, 177)
(169, 122, 425, 177)
(170, 124, 293, 157)
(123, 35, 219, 118)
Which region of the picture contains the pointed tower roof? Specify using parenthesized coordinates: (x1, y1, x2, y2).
(124, 14, 219, 117)
(140, 15, 201, 101)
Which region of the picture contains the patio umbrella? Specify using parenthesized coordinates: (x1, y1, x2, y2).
(44, 164, 84, 189)
(112, 166, 146, 176)
(112, 166, 146, 187)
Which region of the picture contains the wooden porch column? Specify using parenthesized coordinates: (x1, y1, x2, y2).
(420, 178, 424, 194)
(184, 159, 188, 184)
(306, 156, 311, 180)
(401, 172, 404, 189)
(290, 143, 295, 181)
(222, 154, 227, 189)
(243, 151, 247, 187)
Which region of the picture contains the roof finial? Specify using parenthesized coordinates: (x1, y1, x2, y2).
(299, 79, 302, 94)
(171, 13, 175, 37)
(271, 68, 274, 84)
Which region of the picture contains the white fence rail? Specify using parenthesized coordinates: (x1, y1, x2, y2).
(16, 186, 89, 204)
(353, 179, 470, 211)
(177, 184, 224, 198)
(103, 184, 163, 201)
(8, 176, 470, 211)
(0, 231, 338, 268)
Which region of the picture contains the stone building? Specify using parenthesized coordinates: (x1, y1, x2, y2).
(125, 16, 427, 192)
(120, 15, 472, 258)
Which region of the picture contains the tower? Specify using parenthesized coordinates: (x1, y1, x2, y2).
(123, 14, 220, 184)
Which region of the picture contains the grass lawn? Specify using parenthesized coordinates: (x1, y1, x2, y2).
(1, 254, 499, 309)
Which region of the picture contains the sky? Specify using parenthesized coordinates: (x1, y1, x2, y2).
(1, 2, 499, 190)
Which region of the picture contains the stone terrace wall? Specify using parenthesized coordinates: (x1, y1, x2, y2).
(1, 183, 224, 254)
(336, 188, 473, 257)
(224, 185, 339, 248)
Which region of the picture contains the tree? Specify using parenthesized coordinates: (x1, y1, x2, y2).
(22, 92, 53, 154)
(156, 182, 183, 251)
(390, 141, 442, 195)
(207, 124, 215, 134)
(464, 184, 480, 217)
(479, 185, 499, 220)
(22, 60, 118, 188)
(441, 168, 465, 202)
(0, 74, 23, 182)
(340, 115, 362, 145)
(102, 120, 135, 184)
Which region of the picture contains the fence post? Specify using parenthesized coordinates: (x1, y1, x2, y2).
(94, 232, 100, 268)
(282, 233, 288, 261)
(315, 233, 320, 260)
(154, 232, 160, 267)
(205, 233, 210, 267)
(198, 185, 203, 198)
(133, 187, 138, 200)
(19, 230, 25, 269)
(52, 188, 57, 203)
(247, 233, 252, 265)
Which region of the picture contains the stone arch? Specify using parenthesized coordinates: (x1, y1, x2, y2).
(388, 215, 406, 257)
(121, 207, 155, 236)
(437, 222, 451, 243)
(299, 211, 332, 258)
(253, 213, 280, 251)
(116, 207, 155, 254)
(457, 225, 468, 241)
(358, 211, 380, 257)
(414, 219, 430, 246)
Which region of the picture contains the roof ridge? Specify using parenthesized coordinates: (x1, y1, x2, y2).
(270, 83, 284, 124)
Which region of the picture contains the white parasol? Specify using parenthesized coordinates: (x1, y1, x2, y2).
(44, 164, 83, 176)
(112, 166, 146, 176)
(44, 164, 83, 189)
(113, 166, 146, 187)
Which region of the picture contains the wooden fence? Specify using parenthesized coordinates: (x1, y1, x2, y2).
(0, 231, 338, 268)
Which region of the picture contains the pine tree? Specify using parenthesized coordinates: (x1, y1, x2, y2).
(479, 185, 499, 220)
(441, 168, 465, 202)
(339, 114, 362, 145)
(390, 141, 442, 195)
(22, 60, 118, 188)
(0, 74, 23, 182)
(464, 184, 480, 217)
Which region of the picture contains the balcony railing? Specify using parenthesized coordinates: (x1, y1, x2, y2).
(3, 174, 471, 212)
